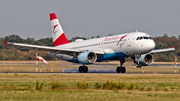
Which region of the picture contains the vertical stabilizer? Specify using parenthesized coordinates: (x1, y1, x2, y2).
(50, 13, 69, 47)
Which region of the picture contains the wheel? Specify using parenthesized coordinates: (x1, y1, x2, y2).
(122, 67, 126, 73)
(83, 66, 88, 73)
(119, 67, 123, 73)
(116, 67, 120, 73)
(116, 67, 124, 73)
(136, 64, 141, 68)
(79, 66, 84, 73)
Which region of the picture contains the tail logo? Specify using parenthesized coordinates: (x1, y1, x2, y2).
(52, 24, 59, 35)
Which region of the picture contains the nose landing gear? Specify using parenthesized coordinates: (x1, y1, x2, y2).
(136, 55, 141, 68)
(136, 64, 141, 68)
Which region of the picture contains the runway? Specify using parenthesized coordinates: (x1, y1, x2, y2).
(0, 62, 178, 67)
(0, 71, 180, 74)
(0, 61, 179, 74)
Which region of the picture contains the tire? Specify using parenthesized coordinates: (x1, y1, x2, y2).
(79, 66, 84, 73)
(116, 67, 120, 73)
(83, 66, 88, 73)
(136, 64, 141, 68)
(122, 67, 126, 73)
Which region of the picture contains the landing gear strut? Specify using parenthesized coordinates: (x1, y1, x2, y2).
(136, 55, 141, 68)
(116, 59, 126, 73)
(79, 65, 88, 73)
(136, 64, 141, 68)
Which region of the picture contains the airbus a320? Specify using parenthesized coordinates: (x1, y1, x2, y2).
(4, 13, 175, 73)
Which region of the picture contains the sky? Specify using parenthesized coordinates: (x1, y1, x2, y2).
(0, 0, 180, 40)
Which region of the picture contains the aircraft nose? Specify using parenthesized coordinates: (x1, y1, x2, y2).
(148, 40, 155, 50)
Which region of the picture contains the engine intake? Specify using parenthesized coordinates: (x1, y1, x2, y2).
(78, 51, 97, 64)
(134, 54, 154, 66)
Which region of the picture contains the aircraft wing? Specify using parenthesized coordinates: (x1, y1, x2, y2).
(5, 41, 105, 55)
(148, 46, 175, 54)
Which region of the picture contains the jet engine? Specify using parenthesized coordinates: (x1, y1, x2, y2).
(134, 54, 154, 66)
(77, 51, 97, 64)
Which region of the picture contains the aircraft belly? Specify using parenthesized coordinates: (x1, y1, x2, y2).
(96, 52, 128, 62)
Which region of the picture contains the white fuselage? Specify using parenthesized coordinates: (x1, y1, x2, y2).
(51, 32, 155, 62)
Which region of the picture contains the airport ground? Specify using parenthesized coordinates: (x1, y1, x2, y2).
(0, 61, 180, 100)
(0, 60, 179, 73)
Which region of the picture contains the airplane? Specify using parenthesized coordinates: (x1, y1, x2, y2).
(4, 13, 175, 73)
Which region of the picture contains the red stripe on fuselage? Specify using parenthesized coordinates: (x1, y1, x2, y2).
(53, 33, 70, 47)
(117, 35, 127, 45)
(120, 35, 127, 41)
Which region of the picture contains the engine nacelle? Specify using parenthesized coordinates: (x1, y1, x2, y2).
(77, 51, 97, 64)
(134, 54, 154, 66)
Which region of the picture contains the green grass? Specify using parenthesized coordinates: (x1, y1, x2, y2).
(0, 73, 180, 100)
(0, 61, 179, 100)
(1, 90, 180, 101)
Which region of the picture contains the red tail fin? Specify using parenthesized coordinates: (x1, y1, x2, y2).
(50, 13, 70, 47)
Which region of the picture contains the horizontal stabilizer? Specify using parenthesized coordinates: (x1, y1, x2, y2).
(4, 41, 7, 46)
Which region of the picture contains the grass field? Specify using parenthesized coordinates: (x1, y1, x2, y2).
(0, 73, 180, 101)
(0, 61, 180, 100)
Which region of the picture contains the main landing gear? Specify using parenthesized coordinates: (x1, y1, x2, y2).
(79, 65, 88, 73)
(116, 59, 126, 73)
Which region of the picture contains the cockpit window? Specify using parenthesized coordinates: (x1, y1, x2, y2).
(136, 36, 152, 40)
(144, 37, 148, 39)
(136, 37, 139, 40)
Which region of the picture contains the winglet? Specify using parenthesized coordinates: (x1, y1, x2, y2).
(170, 46, 175, 52)
(4, 41, 7, 46)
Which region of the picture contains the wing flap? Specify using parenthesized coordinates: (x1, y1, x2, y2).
(6, 42, 105, 55)
(8, 42, 80, 53)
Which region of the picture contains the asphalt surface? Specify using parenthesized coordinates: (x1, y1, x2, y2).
(0, 62, 179, 74)
(0, 72, 180, 74)
(0, 62, 178, 66)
